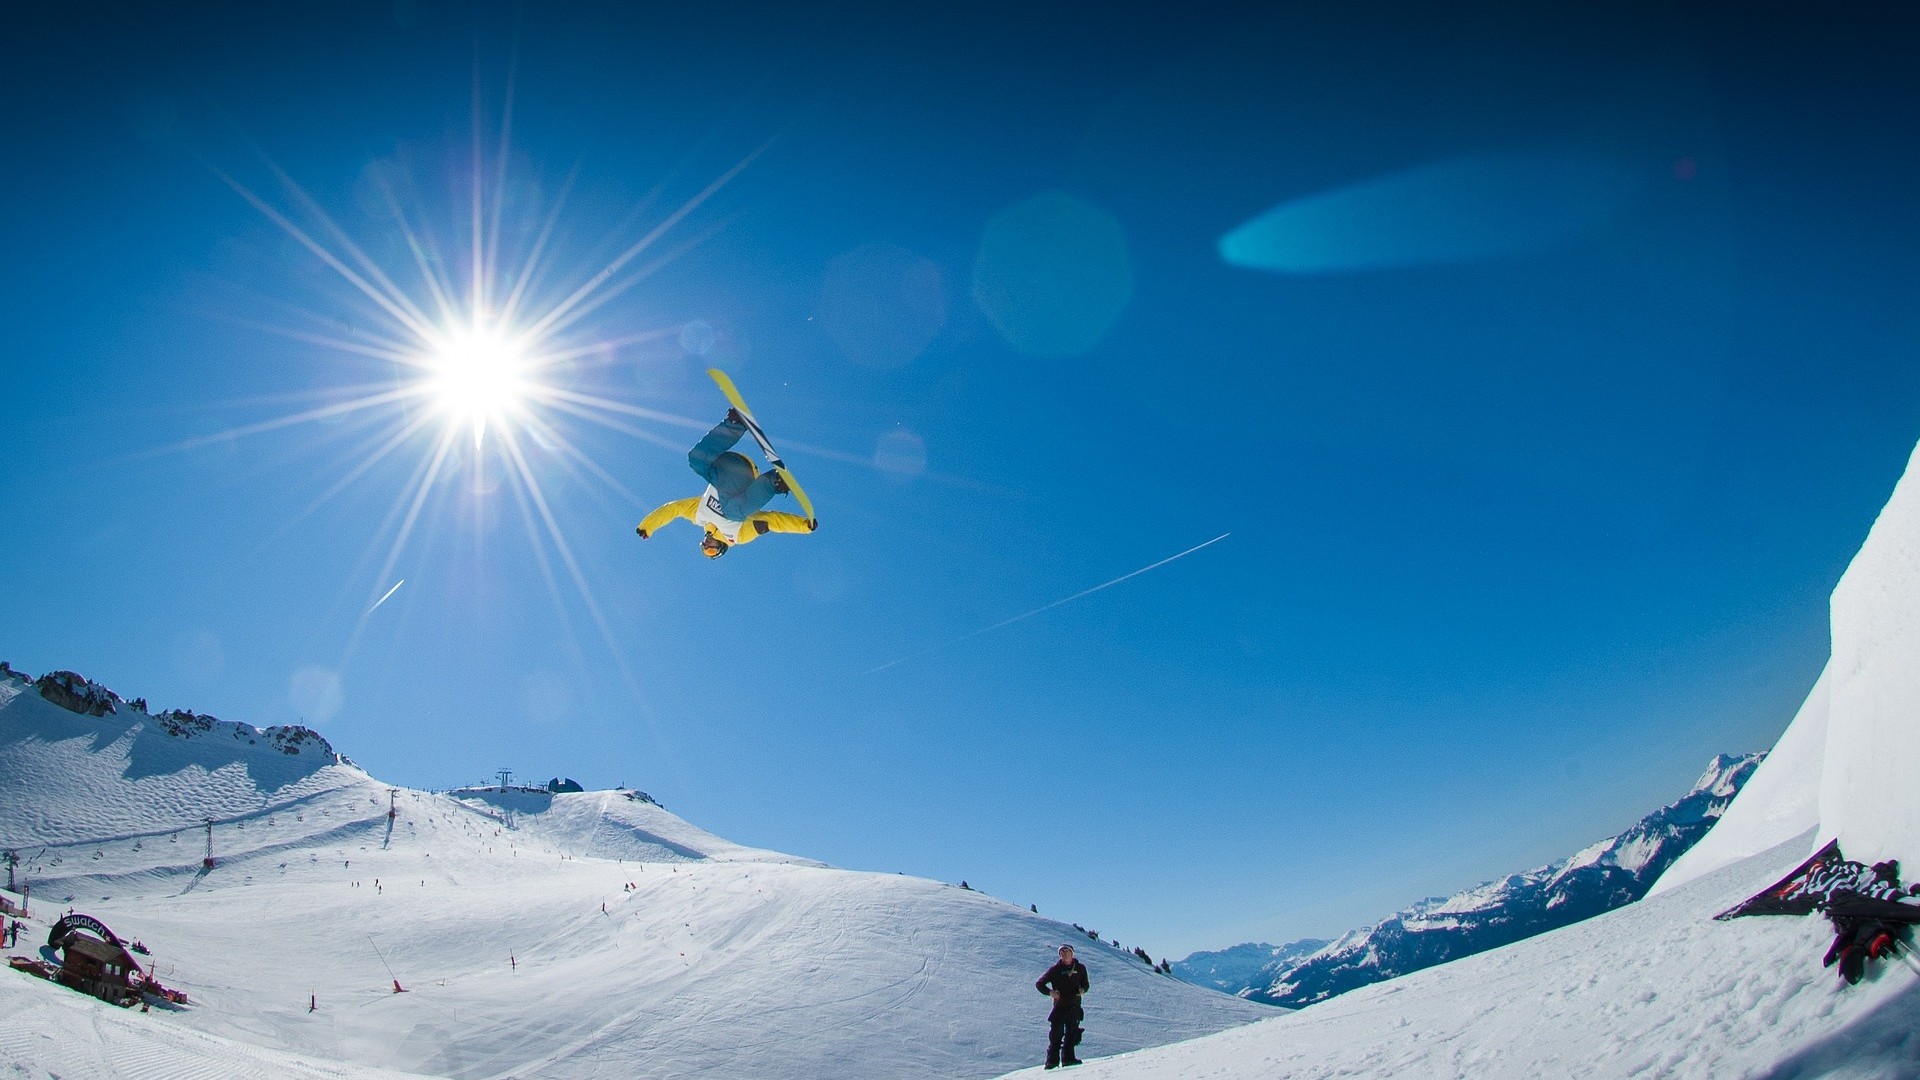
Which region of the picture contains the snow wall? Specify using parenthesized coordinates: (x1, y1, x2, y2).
(1821, 438, 1920, 863)
(1653, 439, 1920, 896)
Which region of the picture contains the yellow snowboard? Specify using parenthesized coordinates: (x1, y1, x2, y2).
(706, 368, 817, 527)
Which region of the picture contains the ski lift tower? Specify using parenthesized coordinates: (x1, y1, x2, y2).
(387, 789, 398, 820)
(495, 768, 514, 793)
(203, 818, 215, 869)
(4, 849, 16, 892)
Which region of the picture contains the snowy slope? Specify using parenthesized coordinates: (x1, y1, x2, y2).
(0, 670, 355, 852)
(0, 672, 1269, 1079)
(0, 973, 424, 1080)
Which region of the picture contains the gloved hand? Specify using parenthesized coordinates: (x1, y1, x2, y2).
(636, 526, 650, 539)
(725, 407, 744, 426)
(806, 519, 817, 532)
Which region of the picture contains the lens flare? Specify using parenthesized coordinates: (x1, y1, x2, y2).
(425, 323, 532, 445)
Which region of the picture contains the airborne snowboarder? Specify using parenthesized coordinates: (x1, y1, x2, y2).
(636, 408, 814, 558)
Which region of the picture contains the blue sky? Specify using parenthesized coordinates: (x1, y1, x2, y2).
(3, 2, 1918, 957)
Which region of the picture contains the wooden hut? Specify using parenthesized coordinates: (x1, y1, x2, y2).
(55, 933, 142, 1006)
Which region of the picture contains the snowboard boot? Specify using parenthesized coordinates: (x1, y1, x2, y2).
(1840, 945, 1866, 985)
(1824, 925, 1856, 968)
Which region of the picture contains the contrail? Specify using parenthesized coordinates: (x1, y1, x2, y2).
(366, 579, 405, 615)
(865, 533, 1230, 675)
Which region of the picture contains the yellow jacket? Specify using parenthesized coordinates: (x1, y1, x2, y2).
(635, 498, 815, 545)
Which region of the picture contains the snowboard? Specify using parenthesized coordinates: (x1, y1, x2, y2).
(1827, 891, 1920, 924)
(1716, 840, 1845, 920)
(706, 368, 817, 526)
(1715, 839, 1919, 921)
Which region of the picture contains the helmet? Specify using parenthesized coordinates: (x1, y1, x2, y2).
(701, 535, 730, 559)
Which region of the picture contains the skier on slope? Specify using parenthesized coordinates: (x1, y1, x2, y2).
(635, 409, 815, 559)
(1035, 943, 1090, 1069)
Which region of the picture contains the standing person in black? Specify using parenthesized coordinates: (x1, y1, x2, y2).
(1035, 943, 1090, 1068)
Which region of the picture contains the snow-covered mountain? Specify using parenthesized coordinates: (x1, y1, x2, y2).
(1211, 752, 1760, 1008)
(0, 667, 1270, 1078)
(1168, 938, 1327, 996)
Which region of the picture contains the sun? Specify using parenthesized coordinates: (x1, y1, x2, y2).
(423, 323, 534, 445)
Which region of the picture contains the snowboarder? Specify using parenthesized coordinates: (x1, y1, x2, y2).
(1035, 943, 1090, 1069)
(635, 410, 815, 559)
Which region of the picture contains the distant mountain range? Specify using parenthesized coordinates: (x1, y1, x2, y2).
(1178, 753, 1762, 1009)
(1170, 938, 1329, 996)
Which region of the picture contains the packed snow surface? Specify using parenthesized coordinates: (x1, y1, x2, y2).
(0, 973, 419, 1080)
(0, 678, 1267, 1078)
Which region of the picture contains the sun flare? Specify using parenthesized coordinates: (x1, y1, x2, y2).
(423, 324, 534, 444)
